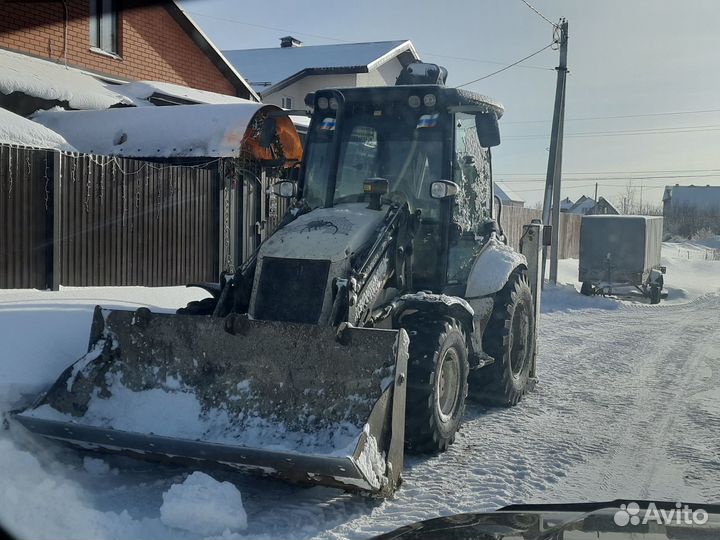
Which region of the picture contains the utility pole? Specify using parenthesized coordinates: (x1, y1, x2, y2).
(541, 18, 569, 286)
(594, 182, 598, 203)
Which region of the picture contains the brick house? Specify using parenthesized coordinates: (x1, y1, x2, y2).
(0, 0, 257, 100)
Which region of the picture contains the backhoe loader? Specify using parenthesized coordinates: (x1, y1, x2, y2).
(16, 63, 545, 497)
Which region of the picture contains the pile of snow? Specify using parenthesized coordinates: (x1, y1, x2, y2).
(160, 472, 247, 535)
(0, 286, 208, 412)
(0, 108, 75, 151)
(0, 49, 132, 110)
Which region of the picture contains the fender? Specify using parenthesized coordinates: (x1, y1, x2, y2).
(464, 237, 527, 299)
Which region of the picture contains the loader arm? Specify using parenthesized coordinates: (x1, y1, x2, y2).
(341, 203, 417, 326)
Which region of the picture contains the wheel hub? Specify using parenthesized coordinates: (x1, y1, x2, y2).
(436, 348, 460, 422)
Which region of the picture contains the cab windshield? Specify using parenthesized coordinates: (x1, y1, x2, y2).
(302, 105, 448, 216)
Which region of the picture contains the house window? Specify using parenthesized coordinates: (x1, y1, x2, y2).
(281, 96, 293, 109)
(89, 0, 119, 55)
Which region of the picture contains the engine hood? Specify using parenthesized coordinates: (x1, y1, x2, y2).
(260, 203, 388, 262)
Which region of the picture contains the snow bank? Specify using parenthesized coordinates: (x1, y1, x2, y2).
(0, 286, 209, 412)
(160, 472, 247, 535)
(0, 49, 132, 110)
(0, 108, 75, 151)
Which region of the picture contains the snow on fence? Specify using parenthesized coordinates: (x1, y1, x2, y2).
(500, 205, 581, 259)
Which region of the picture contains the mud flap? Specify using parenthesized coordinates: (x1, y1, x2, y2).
(15, 307, 408, 496)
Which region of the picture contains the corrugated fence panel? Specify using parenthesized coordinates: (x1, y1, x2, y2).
(0, 145, 52, 289)
(58, 154, 219, 287)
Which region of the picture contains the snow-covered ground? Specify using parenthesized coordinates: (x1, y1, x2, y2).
(1, 241, 719, 539)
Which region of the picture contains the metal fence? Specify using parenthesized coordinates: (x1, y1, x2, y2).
(0, 145, 53, 289)
(54, 154, 219, 287)
(1, 144, 222, 289)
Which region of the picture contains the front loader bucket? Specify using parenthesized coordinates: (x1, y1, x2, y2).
(15, 307, 408, 496)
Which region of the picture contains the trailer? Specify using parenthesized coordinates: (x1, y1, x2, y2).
(579, 215, 666, 304)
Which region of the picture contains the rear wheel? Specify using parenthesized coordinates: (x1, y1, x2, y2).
(649, 285, 661, 304)
(403, 318, 469, 454)
(474, 271, 535, 406)
(580, 281, 594, 296)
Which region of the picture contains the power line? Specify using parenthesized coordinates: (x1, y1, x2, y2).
(503, 108, 720, 125)
(497, 173, 720, 183)
(457, 42, 556, 87)
(421, 51, 554, 72)
(519, 0, 557, 27)
(502, 123, 720, 141)
(496, 167, 720, 176)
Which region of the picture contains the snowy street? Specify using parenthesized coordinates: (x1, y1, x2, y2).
(1, 241, 719, 539)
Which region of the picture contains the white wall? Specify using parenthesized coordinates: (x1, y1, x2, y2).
(263, 57, 405, 108)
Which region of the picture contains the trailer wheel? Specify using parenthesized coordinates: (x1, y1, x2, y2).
(580, 282, 594, 296)
(649, 285, 661, 304)
(403, 317, 469, 454)
(475, 271, 535, 406)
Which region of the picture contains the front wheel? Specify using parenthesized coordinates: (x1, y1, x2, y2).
(580, 282, 594, 296)
(403, 318, 469, 454)
(649, 284, 661, 304)
(474, 271, 535, 406)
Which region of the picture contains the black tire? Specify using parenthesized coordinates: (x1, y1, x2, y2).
(649, 285, 661, 304)
(176, 297, 217, 315)
(474, 271, 535, 406)
(403, 318, 469, 454)
(580, 282, 594, 296)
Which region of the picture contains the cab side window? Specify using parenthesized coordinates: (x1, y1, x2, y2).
(452, 113, 492, 233)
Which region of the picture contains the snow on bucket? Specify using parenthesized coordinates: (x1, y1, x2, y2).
(15, 306, 408, 495)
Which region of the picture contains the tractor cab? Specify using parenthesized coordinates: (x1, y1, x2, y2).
(287, 66, 505, 291)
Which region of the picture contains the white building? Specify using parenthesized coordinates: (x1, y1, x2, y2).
(223, 37, 420, 110)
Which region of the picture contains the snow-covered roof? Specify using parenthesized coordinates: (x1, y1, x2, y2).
(663, 185, 720, 211)
(559, 197, 574, 210)
(494, 181, 525, 204)
(115, 81, 256, 106)
(223, 40, 419, 94)
(0, 48, 132, 110)
(33, 103, 300, 160)
(568, 195, 597, 215)
(0, 107, 75, 151)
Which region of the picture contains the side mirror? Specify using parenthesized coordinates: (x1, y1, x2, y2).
(475, 112, 501, 148)
(430, 180, 459, 199)
(271, 180, 296, 198)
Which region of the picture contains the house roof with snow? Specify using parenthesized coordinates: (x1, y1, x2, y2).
(0, 107, 75, 151)
(663, 184, 720, 211)
(494, 182, 525, 205)
(559, 196, 574, 211)
(223, 40, 419, 95)
(568, 195, 597, 215)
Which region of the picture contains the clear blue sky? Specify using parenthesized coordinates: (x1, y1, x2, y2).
(182, 0, 720, 206)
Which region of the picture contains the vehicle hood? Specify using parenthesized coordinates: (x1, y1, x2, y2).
(259, 203, 388, 262)
(370, 500, 720, 540)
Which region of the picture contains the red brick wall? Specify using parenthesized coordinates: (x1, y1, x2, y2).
(0, 1, 241, 96)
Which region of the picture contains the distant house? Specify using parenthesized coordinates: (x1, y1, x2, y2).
(663, 185, 720, 216)
(559, 197, 574, 212)
(0, 0, 257, 118)
(223, 38, 420, 109)
(494, 182, 525, 208)
(564, 195, 618, 215)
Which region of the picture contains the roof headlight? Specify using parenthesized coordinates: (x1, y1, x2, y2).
(329, 97, 339, 110)
(317, 96, 329, 109)
(423, 93, 437, 107)
(408, 95, 421, 108)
